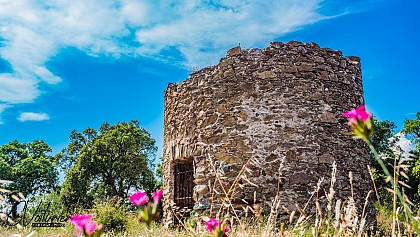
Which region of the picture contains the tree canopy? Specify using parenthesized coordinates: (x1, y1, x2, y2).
(0, 140, 58, 217)
(370, 118, 396, 155)
(59, 120, 157, 210)
(403, 112, 420, 151)
(370, 118, 397, 206)
(370, 114, 420, 206)
(402, 112, 420, 202)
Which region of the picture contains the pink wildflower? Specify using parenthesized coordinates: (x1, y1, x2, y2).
(152, 190, 163, 204)
(342, 105, 373, 141)
(205, 218, 230, 237)
(69, 213, 97, 234)
(69, 213, 96, 224)
(84, 221, 97, 235)
(130, 191, 149, 206)
(205, 218, 219, 232)
(342, 105, 371, 125)
(224, 226, 230, 237)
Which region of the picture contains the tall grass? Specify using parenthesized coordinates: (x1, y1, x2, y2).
(2, 106, 420, 236)
(2, 151, 420, 236)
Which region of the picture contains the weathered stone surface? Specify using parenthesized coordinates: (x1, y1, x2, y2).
(195, 185, 209, 195)
(163, 41, 373, 224)
(227, 46, 241, 56)
(319, 153, 335, 164)
(288, 172, 315, 185)
(223, 68, 234, 77)
(222, 116, 236, 126)
(256, 70, 277, 79)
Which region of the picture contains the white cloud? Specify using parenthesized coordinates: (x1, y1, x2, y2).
(389, 132, 414, 158)
(0, 104, 8, 124)
(0, 74, 39, 103)
(0, 0, 362, 121)
(17, 112, 50, 122)
(395, 133, 413, 153)
(0, 0, 138, 111)
(135, 1, 326, 66)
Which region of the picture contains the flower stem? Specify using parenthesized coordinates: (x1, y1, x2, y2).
(365, 140, 413, 222)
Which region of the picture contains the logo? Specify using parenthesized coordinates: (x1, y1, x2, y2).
(6, 199, 70, 228)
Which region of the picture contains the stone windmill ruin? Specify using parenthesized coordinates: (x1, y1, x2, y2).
(162, 41, 373, 224)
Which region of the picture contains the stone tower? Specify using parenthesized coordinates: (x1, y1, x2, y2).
(163, 41, 373, 224)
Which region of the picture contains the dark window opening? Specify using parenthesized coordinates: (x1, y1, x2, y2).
(173, 161, 194, 224)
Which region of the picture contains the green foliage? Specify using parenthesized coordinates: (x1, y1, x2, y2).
(370, 114, 420, 208)
(375, 203, 395, 236)
(403, 112, 420, 150)
(60, 157, 95, 210)
(370, 118, 396, 154)
(93, 197, 128, 233)
(369, 118, 397, 207)
(402, 112, 420, 204)
(28, 189, 67, 216)
(0, 140, 58, 218)
(60, 121, 157, 211)
(154, 156, 163, 190)
(55, 128, 98, 172)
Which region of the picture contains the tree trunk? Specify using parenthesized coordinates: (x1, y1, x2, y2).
(10, 201, 19, 219)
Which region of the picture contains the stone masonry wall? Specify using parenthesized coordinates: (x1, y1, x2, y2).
(163, 41, 373, 224)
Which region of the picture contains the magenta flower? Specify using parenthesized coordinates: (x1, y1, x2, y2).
(129, 190, 163, 228)
(205, 218, 230, 237)
(130, 191, 149, 206)
(152, 190, 163, 204)
(69, 213, 96, 224)
(205, 218, 219, 232)
(223, 226, 230, 237)
(84, 221, 97, 235)
(69, 213, 96, 232)
(342, 105, 373, 141)
(342, 105, 371, 125)
(69, 213, 102, 235)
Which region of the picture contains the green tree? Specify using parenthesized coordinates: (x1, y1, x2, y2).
(55, 127, 98, 173)
(26, 189, 68, 221)
(402, 112, 420, 204)
(370, 114, 420, 207)
(370, 118, 397, 206)
(370, 118, 396, 154)
(60, 121, 157, 210)
(154, 156, 163, 190)
(0, 140, 58, 218)
(403, 112, 420, 151)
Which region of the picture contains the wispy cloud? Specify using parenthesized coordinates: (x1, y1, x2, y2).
(136, 1, 326, 66)
(0, 0, 368, 122)
(0, 104, 8, 124)
(17, 112, 50, 122)
(390, 132, 414, 158)
(0, 0, 137, 107)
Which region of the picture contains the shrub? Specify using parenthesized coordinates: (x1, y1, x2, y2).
(93, 197, 128, 233)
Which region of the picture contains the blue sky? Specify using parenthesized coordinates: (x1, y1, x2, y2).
(0, 0, 419, 159)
